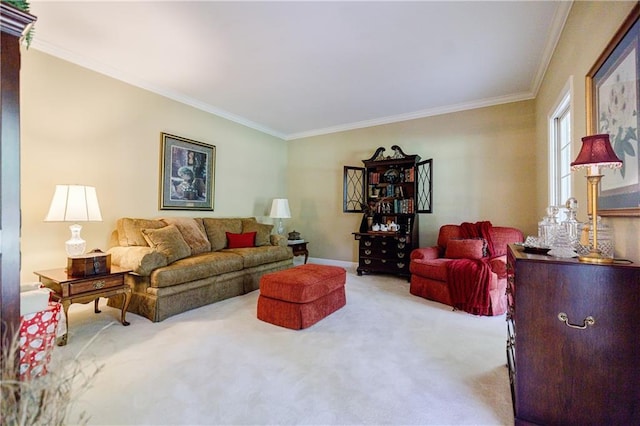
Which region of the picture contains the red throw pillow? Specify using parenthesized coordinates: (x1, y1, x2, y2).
(445, 239, 485, 259)
(226, 231, 256, 248)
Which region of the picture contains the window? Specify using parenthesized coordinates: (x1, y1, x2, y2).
(549, 81, 573, 213)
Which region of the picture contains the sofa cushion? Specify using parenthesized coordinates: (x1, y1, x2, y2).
(227, 232, 256, 248)
(224, 245, 292, 268)
(149, 251, 244, 288)
(141, 225, 192, 264)
(117, 218, 165, 246)
(409, 258, 450, 282)
(202, 218, 243, 251)
(242, 221, 273, 246)
(445, 239, 485, 259)
(259, 264, 346, 303)
(437, 225, 464, 249)
(161, 217, 211, 254)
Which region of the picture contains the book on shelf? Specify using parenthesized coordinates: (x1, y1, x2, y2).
(288, 239, 305, 244)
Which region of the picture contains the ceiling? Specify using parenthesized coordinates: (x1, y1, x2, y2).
(28, 1, 572, 140)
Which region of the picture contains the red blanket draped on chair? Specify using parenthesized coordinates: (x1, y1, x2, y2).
(459, 220, 495, 257)
(447, 221, 495, 316)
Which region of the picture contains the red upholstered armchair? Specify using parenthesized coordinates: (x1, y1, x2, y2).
(409, 223, 524, 316)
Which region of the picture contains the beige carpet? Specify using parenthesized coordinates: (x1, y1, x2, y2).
(50, 262, 514, 425)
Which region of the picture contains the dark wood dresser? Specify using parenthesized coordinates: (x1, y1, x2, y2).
(353, 232, 414, 278)
(506, 244, 640, 425)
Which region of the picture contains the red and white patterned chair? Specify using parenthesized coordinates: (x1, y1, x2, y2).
(19, 286, 62, 379)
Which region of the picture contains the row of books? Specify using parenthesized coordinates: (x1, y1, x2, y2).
(368, 168, 415, 184)
(369, 184, 409, 198)
(373, 199, 414, 214)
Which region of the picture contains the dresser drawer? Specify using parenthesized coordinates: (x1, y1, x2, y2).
(360, 237, 411, 257)
(360, 246, 409, 259)
(67, 275, 124, 296)
(359, 257, 408, 273)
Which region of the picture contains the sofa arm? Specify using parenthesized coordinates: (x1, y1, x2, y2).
(108, 246, 168, 276)
(270, 234, 288, 247)
(410, 246, 441, 261)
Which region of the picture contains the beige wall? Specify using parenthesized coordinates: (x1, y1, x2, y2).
(20, 50, 288, 281)
(287, 100, 538, 263)
(18, 1, 639, 279)
(535, 1, 639, 261)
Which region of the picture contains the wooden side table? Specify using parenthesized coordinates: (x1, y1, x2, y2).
(288, 241, 309, 264)
(34, 266, 132, 346)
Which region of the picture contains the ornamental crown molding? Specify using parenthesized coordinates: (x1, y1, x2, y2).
(1, 2, 36, 38)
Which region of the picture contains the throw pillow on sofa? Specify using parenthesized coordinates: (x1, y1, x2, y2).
(226, 231, 257, 248)
(444, 239, 485, 260)
(141, 225, 192, 264)
(117, 218, 165, 246)
(202, 218, 243, 251)
(161, 217, 211, 254)
(242, 221, 273, 246)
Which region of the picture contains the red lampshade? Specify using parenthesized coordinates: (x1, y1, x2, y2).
(571, 134, 623, 170)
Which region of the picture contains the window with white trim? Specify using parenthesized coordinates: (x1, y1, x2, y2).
(549, 84, 572, 213)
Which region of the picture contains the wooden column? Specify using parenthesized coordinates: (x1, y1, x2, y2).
(0, 3, 36, 357)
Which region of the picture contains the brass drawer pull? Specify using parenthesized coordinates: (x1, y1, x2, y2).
(365, 249, 372, 255)
(365, 241, 372, 247)
(93, 280, 106, 290)
(558, 312, 595, 330)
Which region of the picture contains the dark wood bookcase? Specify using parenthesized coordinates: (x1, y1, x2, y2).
(344, 146, 432, 278)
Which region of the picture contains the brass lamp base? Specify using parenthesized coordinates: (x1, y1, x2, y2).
(578, 250, 614, 264)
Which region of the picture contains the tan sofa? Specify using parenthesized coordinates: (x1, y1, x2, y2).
(107, 217, 293, 322)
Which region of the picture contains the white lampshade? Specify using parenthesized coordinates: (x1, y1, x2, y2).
(270, 198, 291, 219)
(45, 185, 103, 257)
(270, 198, 290, 235)
(45, 185, 102, 222)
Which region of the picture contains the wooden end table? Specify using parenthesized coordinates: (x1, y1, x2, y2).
(288, 241, 309, 264)
(34, 266, 132, 346)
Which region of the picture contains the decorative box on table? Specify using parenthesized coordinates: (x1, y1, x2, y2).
(67, 251, 111, 277)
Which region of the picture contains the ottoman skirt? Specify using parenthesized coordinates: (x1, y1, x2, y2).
(257, 286, 346, 329)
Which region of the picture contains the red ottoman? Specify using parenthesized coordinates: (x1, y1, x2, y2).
(257, 264, 346, 329)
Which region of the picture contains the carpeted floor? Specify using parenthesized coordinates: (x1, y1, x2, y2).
(51, 262, 514, 425)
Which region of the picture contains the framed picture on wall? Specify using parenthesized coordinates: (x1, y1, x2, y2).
(586, 5, 639, 216)
(159, 133, 215, 210)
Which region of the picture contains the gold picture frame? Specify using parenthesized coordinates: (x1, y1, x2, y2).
(159, 133, 215, 211)
(585, 4, 639, 216)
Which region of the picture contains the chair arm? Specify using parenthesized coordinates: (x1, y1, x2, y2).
(410, 246, 441, 261)
(488, 255, 507, 279)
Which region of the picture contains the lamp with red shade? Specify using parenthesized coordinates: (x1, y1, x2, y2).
(570, 134, 622, 264)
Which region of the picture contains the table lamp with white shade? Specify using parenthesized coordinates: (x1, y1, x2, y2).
(44, 185, 103, 257)
(270, 198, 291, 235)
